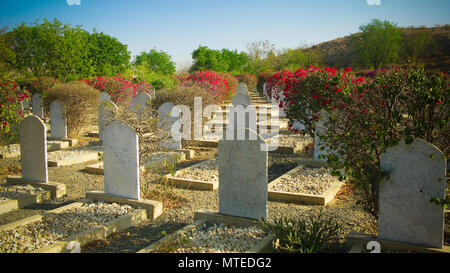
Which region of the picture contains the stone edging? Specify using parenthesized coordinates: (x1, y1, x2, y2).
(5, 177, 66, 198)
(48, 151, 100, 167)
(0, 191, 51, 215)
(163, 160, 218, 191)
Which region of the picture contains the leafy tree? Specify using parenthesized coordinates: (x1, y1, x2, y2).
(275, 47, 322, 71)
(246, 40, 276, 75)
(352, 19, 402, 69)
(7, 19, 130, 81)
(190, 46, 249, 74)
(401, 28, 435, 64)
(134, 49, 176, 75)
(0, 26, 15, 81)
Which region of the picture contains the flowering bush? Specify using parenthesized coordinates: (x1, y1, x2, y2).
(135, 82, 154, 96)
(257, 71, 273, 94)
(79, 76, 136, 105)
(0, 81, 30, 145)
(184, 71, 237, 104)
(282, 66, 448, 215)
(235, 73, 257, 91)
(265, 70, 294, 108)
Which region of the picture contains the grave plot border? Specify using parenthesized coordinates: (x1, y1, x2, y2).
(85, 191, 163, 220)
(0, 191, 51, 215)
(267, 164, 343, 205)
(5, 177, 66, 198)
(345, 232, 450, 253)
(138, 209, 274, 253)
(0, 201, 147, 253)
(162, 160, 218, 191)
(47, 151, 100, 167)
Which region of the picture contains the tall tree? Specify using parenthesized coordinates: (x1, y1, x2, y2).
(401, 28, 435, 64)
(352, 19, 402, 69)
(190, 46, 248, 73)
(133, 49, 176, 75)
(246, 40, 276, 75)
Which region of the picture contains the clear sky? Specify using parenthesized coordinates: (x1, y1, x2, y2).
(1, 0, 449, 70)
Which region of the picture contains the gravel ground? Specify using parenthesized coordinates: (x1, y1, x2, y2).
(152, 223, 267, 253)
(271, 166, 340, 195)
(0, 185, 48, 202)
(0, 201, 134, 253)
(47, 144, 102, 161)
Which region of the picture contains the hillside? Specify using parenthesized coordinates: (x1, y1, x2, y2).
(309, 25, 450, 72)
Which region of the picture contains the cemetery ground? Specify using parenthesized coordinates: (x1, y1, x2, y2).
(0, 135, 389, 253)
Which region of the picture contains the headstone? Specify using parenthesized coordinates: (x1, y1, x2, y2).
(130, 92, 152, 120)
(157, 102, 181, 149)
(232, 83, 251, 106)
(98, 100, 117, 141)
(100, 92, 110, 103)
(19, 115, 48, 182)
(23, 99, 31, 110)
(32, 93, 44, 119)
(103, 120, 140, 200)
(379, 139, 446, 248)
(50, 100, 67, 139)
(314, 110, 330, 162)
(219, 128, 268, 220)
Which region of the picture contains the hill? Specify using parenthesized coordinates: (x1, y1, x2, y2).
(309, 25, 450, 72)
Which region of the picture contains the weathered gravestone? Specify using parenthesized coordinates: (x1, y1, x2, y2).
(100, 92, 110, 103)
(157, 102, 181, 149)
(379, 139, 446, 248)
(50, 100, 67, 139)
(130, 92, 152, 120)
(98, 100, 117, 141)
(232, 83, 251, 107)
(219, 128, 268, 220)
(103, 120, 140, 200)
(32, 93, 44, 119)
(19, 115, 48, 182)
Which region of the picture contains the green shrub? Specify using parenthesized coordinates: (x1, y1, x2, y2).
(259, 210, 341, 253)
(46, 81, 99, 138)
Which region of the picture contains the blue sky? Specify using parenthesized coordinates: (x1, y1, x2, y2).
(1, 0, 449, 70)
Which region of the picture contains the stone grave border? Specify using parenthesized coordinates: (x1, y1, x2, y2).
(47, 137, 78, 147)
(138, 208, 275, 253)
(162, 159, 218, 191)
(6, 177, 66, 198)
(0, 144, 21, 158)
(0, 141, 73, 159)
(264, 135, 313, 155)
(0, 190, 51, 215)
(85, 191, 162, 220)
(47, 151, 100, 167)
(267, 163, 343, 205)
(0, 200, 148, 253)
(345, 232, 450, 253)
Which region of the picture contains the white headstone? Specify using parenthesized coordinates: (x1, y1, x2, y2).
(130, 92, 152, 120)
(50, 100, 67, 139)
(379, 139, 446, 248)
(232, 83, 251, 106)
(157, 102, 181, 149)
(219, 128, 268, 220)
(103, 120, 140, 200)
(32, 93, 44, 119)
(19, 115, 48, 182)
(98, 100, 117, 141)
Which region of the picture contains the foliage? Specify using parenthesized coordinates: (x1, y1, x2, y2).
(184, 70, 237, 104)
(134, 49, 176, 75)
(351, 19, 403, 69)
(275, 47, 322, 71)
(80, 76, 137, 105)
(235, 73, 257, 91)
(246, 40, 276, 75)
(7, 19, 130, 81)
(0, 80, 30, 146)
(264, 70, 293, 107)
(190, 46, 249, 74)
(30, 76, 60, 95)
(400, 29, 435, 64)
(133, 62, 178, 90)
(256, 70, 274, 94)
(281, 65, 449, 215)
(259, 210, 341, 253)
(0, 26, 14, 81)
(45, 81, 99, 138)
